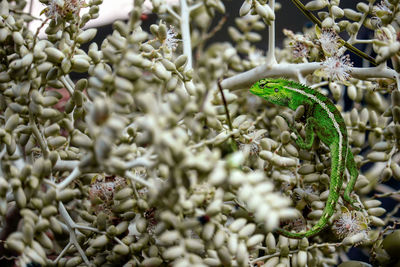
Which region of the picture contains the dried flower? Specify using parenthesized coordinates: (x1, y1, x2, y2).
(284, 29, 313, 59)
(320, 54, 353, 81)
(291, 41, 309, 59)
(89, 174, 127, 215)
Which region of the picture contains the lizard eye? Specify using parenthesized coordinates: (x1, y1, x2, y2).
(259, 83, 265, 89)
(274, 88, 279, 93)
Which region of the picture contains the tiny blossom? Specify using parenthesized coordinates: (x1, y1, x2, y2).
(163, 26, 180, 51)
(376, 0, 393, 15)
(284, 29, 312, 59)
(332, 209, 369, 239)
(248, 49, 265, 65)
(290, 41, 309, 59)
(89, 175, 127, 215)
(370, 16, 382, 29)
(44, 0, 85, 21)
(321, 54, 353, 81)
(239, 129, 267, 155)
(318, 29, 340, 56)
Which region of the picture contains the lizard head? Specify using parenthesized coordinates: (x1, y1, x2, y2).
(250, 78, 291, 106)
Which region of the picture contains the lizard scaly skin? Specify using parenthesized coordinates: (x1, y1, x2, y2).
(250, 78, 359, 238)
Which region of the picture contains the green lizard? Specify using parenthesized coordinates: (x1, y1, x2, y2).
(250, 78, 359, 238)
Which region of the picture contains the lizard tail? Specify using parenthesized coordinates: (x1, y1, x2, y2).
(275, 144, 346, 239)
(275, 197, 335, 239)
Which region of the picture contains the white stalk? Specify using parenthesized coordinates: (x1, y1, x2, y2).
(60, 76, 74, 95)
(58, 202, 90, 265)
(54, 160, 80, 171)
(125, 170, 154, 188)
(220, 62, 400, 90)
(180, 0, 192, 70)
(265, 0, 277, 65)
(125, 156, 154, 169)
(57, 167, 81, 190)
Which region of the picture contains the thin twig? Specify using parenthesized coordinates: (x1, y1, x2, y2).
(60, 76, 74, 96)
(29, 114, 50, 158)
(218, 80, 233, 131)
(201, 15, 227, 45)
(189, 2, 203, 13)
(369, 220, 400, 264)
(166, 6, 180, 21)
(125, 171, 154, 188)
(57, 167, 82, 190)
(374, 188, 400, 199)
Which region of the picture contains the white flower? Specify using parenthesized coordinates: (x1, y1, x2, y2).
(44, 0, 85, 20)
(164, 26, 180, 51)
(376, 0, 392, 15)
(239, 129, 267, 155)
(319, 29, 340, 56)
(248, 49, 265, 65)
(332, 209, 369, 239)
(321, 54, 353, 81)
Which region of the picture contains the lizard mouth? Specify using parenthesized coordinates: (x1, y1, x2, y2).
(249, 84, 264, 96)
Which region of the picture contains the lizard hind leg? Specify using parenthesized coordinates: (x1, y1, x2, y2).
(344, 147, 361, 211)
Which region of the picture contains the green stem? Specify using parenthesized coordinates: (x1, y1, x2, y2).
(290, 0, 377, 66)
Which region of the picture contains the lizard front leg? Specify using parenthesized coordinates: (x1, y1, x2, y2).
(282, 116, 317, 150)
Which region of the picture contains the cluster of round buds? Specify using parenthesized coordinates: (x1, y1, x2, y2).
(258, 232, 337, 266)
(228, 11, 265, 57)
(372, 0, 397, 26)
(228, 170, 298, 232)
(373, 24, 400, 64)
(240, 0, 275, 25)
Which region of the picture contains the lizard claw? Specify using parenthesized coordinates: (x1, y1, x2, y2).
(344, 195, 362, 211)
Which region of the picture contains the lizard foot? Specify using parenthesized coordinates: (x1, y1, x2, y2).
(344, 195, 362, 211)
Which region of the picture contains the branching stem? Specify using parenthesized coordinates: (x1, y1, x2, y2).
(29, 114, 49, 158)
(58, 202, 90, 265)
(220, 62, 399, 90)
(57, 167, 81, 190)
